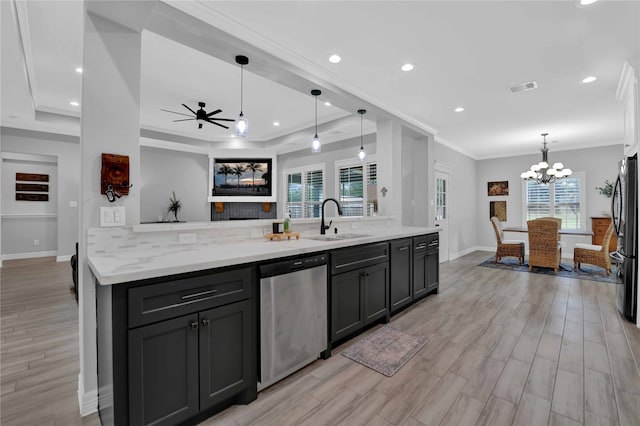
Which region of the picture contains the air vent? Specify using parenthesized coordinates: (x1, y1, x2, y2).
(510, 81, 538, 93)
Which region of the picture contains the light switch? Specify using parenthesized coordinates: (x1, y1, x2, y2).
(100, 206, 126, 227)
(69, 201, 78, 208)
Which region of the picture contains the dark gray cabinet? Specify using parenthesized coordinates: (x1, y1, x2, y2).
(413, 234, 439, 299)
(330, 243, 389, 343)
(129, 314, 199, 426)
(390, 239, 412, 312)
(97, 265, 256, 426)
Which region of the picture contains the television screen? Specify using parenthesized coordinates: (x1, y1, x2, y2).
(212, 158, 272, 196)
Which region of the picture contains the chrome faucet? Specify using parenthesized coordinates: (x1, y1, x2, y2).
(320, 198, 343, 234)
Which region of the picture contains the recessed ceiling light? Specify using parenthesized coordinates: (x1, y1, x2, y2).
(580, 0, 597, 5)
(273, 121, 280, 126)
(324, 101, 331, 107)
(329, 54, 341, 64)
(75, 67, 83, 73)
(454, 107, 465, 112)
(70, 101, 79, 106)
(401, 63, 414, 72)
(582, 76, 597, 83)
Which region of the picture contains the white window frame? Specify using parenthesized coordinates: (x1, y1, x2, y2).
(521, 171, 587, 230)
(282, 163, 325, 218)
(335, 155, 377, 217)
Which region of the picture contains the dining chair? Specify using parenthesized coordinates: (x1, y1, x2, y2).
(573, 221, 614, 274)
(490, 216, 525, 265)
(527, 218, 561, 274)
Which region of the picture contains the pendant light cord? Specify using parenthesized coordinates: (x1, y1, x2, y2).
(315, 95, 318, 135)
(360, 113, 363, 148)
(240, 65, 244, 114)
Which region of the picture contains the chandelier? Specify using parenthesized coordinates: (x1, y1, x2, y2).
(520, 133, 572, 184)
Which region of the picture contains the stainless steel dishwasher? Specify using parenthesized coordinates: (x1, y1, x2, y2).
(258, 253, 328, 391)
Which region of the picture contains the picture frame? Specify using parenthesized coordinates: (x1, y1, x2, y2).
(487, 181, 509, 196)
(208, 151, 277, 202)
(490, 201, 507, 221)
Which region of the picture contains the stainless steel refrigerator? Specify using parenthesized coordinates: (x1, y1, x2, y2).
(611, 154, 637, 321)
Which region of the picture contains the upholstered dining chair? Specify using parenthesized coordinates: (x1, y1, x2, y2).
(573, 221, 614, 275)
(527, 218, 562, 274)
(490, 216, 525, 265)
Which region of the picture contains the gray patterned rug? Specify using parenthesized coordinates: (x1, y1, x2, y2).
(341, 325, 429, 377)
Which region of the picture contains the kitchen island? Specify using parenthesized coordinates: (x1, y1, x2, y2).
(90, 219, 440, 426)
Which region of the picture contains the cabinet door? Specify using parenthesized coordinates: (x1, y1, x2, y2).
(390, 239, 412, 312)
(413, 250, 428, 298)
(426, 250, 439, 293)
(128, 314, 199, 426)
(199, 300, 252, 411)
(331, 269, 363, 342)
(363, 263, 389, 324)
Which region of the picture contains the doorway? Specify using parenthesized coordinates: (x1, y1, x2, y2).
(435, 169, 449, 262)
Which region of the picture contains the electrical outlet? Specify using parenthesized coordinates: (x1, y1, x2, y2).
(33, 239, 39, 246)
(178, 233, 197, 245)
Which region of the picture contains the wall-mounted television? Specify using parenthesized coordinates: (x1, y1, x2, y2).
(208, 154, 277, 202)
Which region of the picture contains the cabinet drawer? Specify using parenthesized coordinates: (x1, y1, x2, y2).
(128, 266, 253, 328)
(426, 233, 439, 249)
(331, 242, 389, 274)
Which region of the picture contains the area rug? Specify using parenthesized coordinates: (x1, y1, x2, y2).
(341, 325, 429, 377)
(478, 256, 617, 284)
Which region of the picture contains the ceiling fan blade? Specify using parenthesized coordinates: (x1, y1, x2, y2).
(182, 103, 197, 116)
(205, 118, 229, 129)
(161, 109, 193, 118)
(206, 109, 222, 117)
(173, 118, 196, 122)
(210, 118, 235, 122)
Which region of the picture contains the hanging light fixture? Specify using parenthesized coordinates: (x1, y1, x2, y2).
(311, 89, 321, 153)
(521, 133, 572, 184)
(235, 55, 249, 137)
(357, 109, 366, 161)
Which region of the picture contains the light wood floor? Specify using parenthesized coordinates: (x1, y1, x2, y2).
(1, 252, 639, 425)
(1, 257, 101, 426)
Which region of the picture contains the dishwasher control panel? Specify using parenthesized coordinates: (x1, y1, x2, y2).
(259, 254, 327, 278)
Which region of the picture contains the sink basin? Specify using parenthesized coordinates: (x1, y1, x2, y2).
(305, 233, 371, 241)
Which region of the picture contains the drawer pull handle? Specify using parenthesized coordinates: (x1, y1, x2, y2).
(190, 322, 199, 330)
(182, 289, 217, 300)
(398, 246, 409, 251)
(415, 244, 427, 250)
(202, 318, 210, 327)
(428, 241, 439, 247)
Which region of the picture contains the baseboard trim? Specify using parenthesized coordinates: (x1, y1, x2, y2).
(78, 375, 98, 416)
(1, 250, 57, 261)
(450, 246, 487, 261)
(56, 255, 72, 262)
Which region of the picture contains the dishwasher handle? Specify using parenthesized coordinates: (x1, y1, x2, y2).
(259, 254, 328, 278)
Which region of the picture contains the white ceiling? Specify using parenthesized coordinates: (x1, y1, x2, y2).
(1, 0, 638, 159)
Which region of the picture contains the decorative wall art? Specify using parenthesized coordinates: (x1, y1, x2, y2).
(15, 173, 49, 201)
(101, 153, 131, 196)
(490, 201, 507, 221)
(487, 181, 509, 196)
(211, 158, 272, 197)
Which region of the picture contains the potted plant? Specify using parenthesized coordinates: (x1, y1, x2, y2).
(596, 180, 613, 198)
(167, 191, 182, 222)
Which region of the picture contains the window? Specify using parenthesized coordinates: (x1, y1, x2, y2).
(284, 165, 324, 218)
(336, 158, 377, 217)
(523, 172, 585, 230)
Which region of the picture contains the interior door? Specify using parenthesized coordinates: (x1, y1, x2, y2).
(435, 170, 449, 262)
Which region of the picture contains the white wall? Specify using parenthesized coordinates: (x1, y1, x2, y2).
(434, 142, 478, 258)
(1, 127, 80, 259)
(476, 144, 624, 248)
(1, 155, 58, 256)
(140, 146, 210, 222)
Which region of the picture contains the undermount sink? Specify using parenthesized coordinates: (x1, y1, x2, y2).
(305, 233, 371, 241)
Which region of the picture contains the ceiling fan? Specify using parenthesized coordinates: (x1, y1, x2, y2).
(161, 102, 235, 129)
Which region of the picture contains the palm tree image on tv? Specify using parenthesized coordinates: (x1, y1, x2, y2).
(213, 158, 272, 196)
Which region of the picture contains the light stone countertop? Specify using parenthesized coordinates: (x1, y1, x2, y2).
(88, 225, 440, 285)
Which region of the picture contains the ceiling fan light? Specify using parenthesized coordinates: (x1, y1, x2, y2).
(235, 112, 248, 137)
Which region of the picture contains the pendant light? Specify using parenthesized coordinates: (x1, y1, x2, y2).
(357, 109, 366, 161)
(235, 55, 249, 137)
(311, 89, 321, 153)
